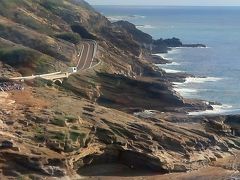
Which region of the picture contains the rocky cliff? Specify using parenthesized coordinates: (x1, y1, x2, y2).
(0, 0, 239, 179)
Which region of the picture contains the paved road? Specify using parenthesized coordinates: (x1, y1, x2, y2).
(10, 40, 98, 81)
(41, 40, 97, 80)
(77, 41, 96, 70)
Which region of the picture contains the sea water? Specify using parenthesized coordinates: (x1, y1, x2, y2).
(95, 6, 240, 115)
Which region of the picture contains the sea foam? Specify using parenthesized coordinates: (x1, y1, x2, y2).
(184, 77, 223, 84)
(107, 14, 146, 22)
(162, 68, 183, 73)
(173, 87, 198, 97)
(188, 104, 236, 116)
(136, 24, 155, 29)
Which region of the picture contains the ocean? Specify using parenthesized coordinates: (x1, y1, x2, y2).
(94, 5, 240, 115)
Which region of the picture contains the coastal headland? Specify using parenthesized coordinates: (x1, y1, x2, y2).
(0, 0, 239, 179)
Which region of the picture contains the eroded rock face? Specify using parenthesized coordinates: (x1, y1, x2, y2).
(0, 85, 240, 179)
(0, 0, 238, 179)
(224, 115, 240, 136)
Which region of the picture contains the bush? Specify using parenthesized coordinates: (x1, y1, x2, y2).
(51, 116, 66, 127)
(0, 47, 38, 66)
(40, 0, 64, 11)
(70, 131, 85, 142)
(71, 24, 96, 40)
(53, 131, 66, 141)
(35, 134, 46, 142)
(55, 32, 81, 44)
(66, 115, 77, 123)
(71, 125, 79, 130)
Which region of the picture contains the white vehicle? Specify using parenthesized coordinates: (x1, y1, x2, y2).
(68, 67, 77, 73)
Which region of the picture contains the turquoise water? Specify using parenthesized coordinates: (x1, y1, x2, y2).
(95, 6, 240, 114)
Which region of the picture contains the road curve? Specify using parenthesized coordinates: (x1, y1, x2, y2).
(10, 40, 98, 81)
(76, 41, 96, 71)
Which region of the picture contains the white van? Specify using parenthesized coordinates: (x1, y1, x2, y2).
(68, 67, 77, 73)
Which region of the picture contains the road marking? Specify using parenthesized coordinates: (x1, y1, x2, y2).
(77, 43, 85, 69)
(81, 43, 91, 70)
(90, 43, 96, 67)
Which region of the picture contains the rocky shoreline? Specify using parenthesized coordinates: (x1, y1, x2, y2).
(0, 0, 239, 179)
(149, 51, 214, 112)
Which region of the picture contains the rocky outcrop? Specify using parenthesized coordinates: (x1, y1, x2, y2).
(0, 0, 237, 179)
(0, 76, 239, 179)
(183, 44, 206, 48)
(112, 20, 153, 45)
(223, 115, 240, 136)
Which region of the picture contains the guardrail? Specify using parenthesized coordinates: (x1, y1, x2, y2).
(10, 71, 62, 80)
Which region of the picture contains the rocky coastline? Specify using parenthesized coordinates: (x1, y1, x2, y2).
(0, 0, 239, 179)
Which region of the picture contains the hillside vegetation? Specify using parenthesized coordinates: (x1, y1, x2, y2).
(0, 0, 99, 75)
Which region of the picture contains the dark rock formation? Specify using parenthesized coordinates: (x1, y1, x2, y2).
(183, 44, 207, 48)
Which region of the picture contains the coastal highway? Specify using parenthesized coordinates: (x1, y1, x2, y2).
(10, 40, 98, 82)
(77, 40, 97, 70)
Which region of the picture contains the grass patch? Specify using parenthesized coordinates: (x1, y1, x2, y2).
(35, 134, 46, 142)
(53, 131, 66, 141)
(34, 126, 47, 142)
(66, 115, 77, 123)
(70, 131, 85, 142)
(51, 116, 66, 127)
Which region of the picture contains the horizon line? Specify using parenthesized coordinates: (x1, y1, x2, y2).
(92, 4, 240, 7)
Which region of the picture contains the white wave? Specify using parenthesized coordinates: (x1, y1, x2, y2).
(188, 104, 235, 116)
(107, 15, 146, 22)
(168, 48, 181, 54)
(107, 16, 124, 21)
(131, 15, 146, 19)
(152, 53, 166, 58)
(166, 62, 180, 66)
(174, 87, 198, 94)
(162, 68, 183, 73)
(173, 82, 184, 86)
(175, 46, 211, 49)
(184, 77, 223, 84)
(136, 24, 155, 29)
(152, 54, 174, 62)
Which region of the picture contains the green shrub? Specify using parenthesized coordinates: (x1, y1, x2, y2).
(51, 116, 66, 127)
(71, 125, 79, 130)
(34, 126, 47, 142)
(71, 24, 96, 40)
(53, 131, 66, 141)
(40, 0, 64, 11)
(66, 115, 77, 123)
(70, 131, 85, 142)
(0, 47, 38, 66)
(55, 32, 81, 44)
(35, 134, 46, 142)
(0, 46, 57, 75)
